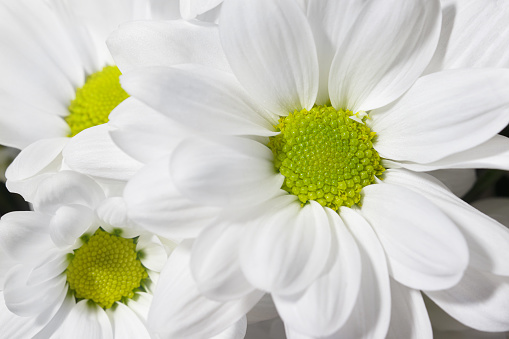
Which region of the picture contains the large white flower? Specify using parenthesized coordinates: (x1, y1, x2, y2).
(0, 171, 254, 338)
(108, 0, 509, 337)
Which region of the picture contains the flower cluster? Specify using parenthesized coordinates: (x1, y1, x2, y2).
(1, 0, 509, 338)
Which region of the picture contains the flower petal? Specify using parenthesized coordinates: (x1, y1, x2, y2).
(220, 0, 318, 114)
(136, 234, 168, 272)
(26, 250, 68, 286)
(180, 0, 223, 20)
(210, 317, 247, 339)
(63, 124, 143, 181)
(329, 0, 441, 112)
(124, 157, 220, 239)
(273, 208, 360, 337)
(148, 241, 264, 339)
(370, 69, 509, 163)
(360, 182, 469, 290)
(386, 279, 432, 339)
(49, 204, 96, 248)
(0, 292, 44, 338)
(121, 65, 277, 136)
(96, 197, 141, 238)
(57, 299, 113, 339)
(384, 169, 509, 276)
(427, 169, 476, 198)
(32, 291, 76, 339)
(170, 136, 284, 207)
(426, 267, 509, 332)
(106, 302, 150, 339)
(107, 20, 230, 73)
(240, 198, 332, 296)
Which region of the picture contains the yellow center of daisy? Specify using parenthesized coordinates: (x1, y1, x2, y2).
(65, 66, 129, 137)
(268, 105, 385, 210)
(66, 229, 147, 309)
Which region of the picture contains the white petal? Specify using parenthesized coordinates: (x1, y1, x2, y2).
(27, 250, 68, 286)
(121, 65, 277, 136)
(370, 69, 509, 163)
(33, 170, 105, 214)
(0, 292, 45, 338)
(124, 157, 221, 239)
(108, 97, 193, 164)
(273, 208, 360, 337)
(149, 0, 181, 20)
(180, 0, 223, 19)
(0, 211, 53, 262)
(384, 169, 509, 276)
(49, 204, 96, 248)
(240, 198, 332, 296)
(32, 292, 76, 339)
(426, 0, 509, 72)
(427, 169, 476, 198)
(170, 136, 283, 207)
(126, 292, 152, 322)
(220, 0, 318, 114)
(107, 20, 230, 73)
(386, 279, 432, 339)
(97, 197, 141, 238)
(136, 234, 168, 272)
(5, 137, 68, 182)
(191, 219, 255, 301)
(106, 302, 150, 339)
(63, 124, 143, 181)
(426, 267, 509, 332)
(148, 241, 264, 339)
(58, 300, 113, 339)
(306, 0, 365, 105)
(210, 317, 247, 339)
(329, 0, 441, 112)
(389, 135, 509, 172)
(333, 207, 391, 339)
(360, 183, 469, 290)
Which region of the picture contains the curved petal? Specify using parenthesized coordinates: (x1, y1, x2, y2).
(191, 219, 255, 301)
(62, 124, 143, 181)
(106, 302, 150, 339)
(136, 234, 167, 272)
(426, 267, 509, 332)
(180, 0, 223, 20)
(273, 208, 360, 337)
(240, 198, 332, 296)
(33, 170, 105, 214)
(0, 292, 45, 338)
(370, 69, 509, 164)
(57, 299, 113, 339)
(26, 250, 68, 286)
(329, 0, 441, 112)
(124, 157, 221, 239)
(384, 169, 509, 276)
(121, 65, 277, 136)
(49, 204, 96, 248)
(125, 291, 152, 322)
(148, 241, 264, 339)
(386, 279, 432, 339)
(107, 20, 230, 73)
(170, 136, 284, 207)
(360, 183, 469, 290)
(96, 197, 141, 238)
(32, 289, 76, 339)
(210, 317, 247, 339)
(220, 0, 318, 115)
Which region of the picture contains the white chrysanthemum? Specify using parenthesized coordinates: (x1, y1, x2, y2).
(0, 171, 250, 339)
(108, 0, 509, 337)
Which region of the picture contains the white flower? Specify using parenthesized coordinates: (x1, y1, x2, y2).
(0, 171, 250, 338)
(108, 0, 509, 337)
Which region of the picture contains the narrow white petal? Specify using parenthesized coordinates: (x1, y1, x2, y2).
(96, 197, 141, 238)
(49, 204, 96, 248)
(371, 69, 509, 164)
(136, 234, 168, 272)
(57, 300, 113, 339)
(121, 66, 277, 136)
(107, 20, 230, 73)
(63, 124, 143, 181)
(273, 208, 361, 337)
(386, 279, 432, 339)
(124, 157, 221, 239)
(220, 0, 318, 114)
(126, 292, 152, 322)
(32, 292, 76, 339)
(148, 241, 263, 339)
(240, 199, 332, 296)
(360, 183, 469, 290)
(329, 0, 441, 112)
(0, 292, 44, 338)
(106, 302, 150, 339)
(384, 169, 509, 276)
(170, 136, 283, 207)
(27, 250, 68, 286)
(426, 267, 509, 332)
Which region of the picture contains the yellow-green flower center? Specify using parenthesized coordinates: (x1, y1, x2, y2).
(65, 66, 129, 137)
(268, 105, 385, 210)
(66, 229, 147, 309)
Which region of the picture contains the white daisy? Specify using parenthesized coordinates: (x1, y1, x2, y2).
(107, 0, 509, 337)
(0, 170, 253, 338)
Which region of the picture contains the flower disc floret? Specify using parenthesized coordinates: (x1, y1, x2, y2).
(65, 66, 129, 136)
(66, 228, 147, 309)
(268, 106, 385, 210)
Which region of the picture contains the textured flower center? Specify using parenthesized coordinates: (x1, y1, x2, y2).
(66, 229, 147, 309)
(268, 106, 385, 210)
(65, 66, 129, 136)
